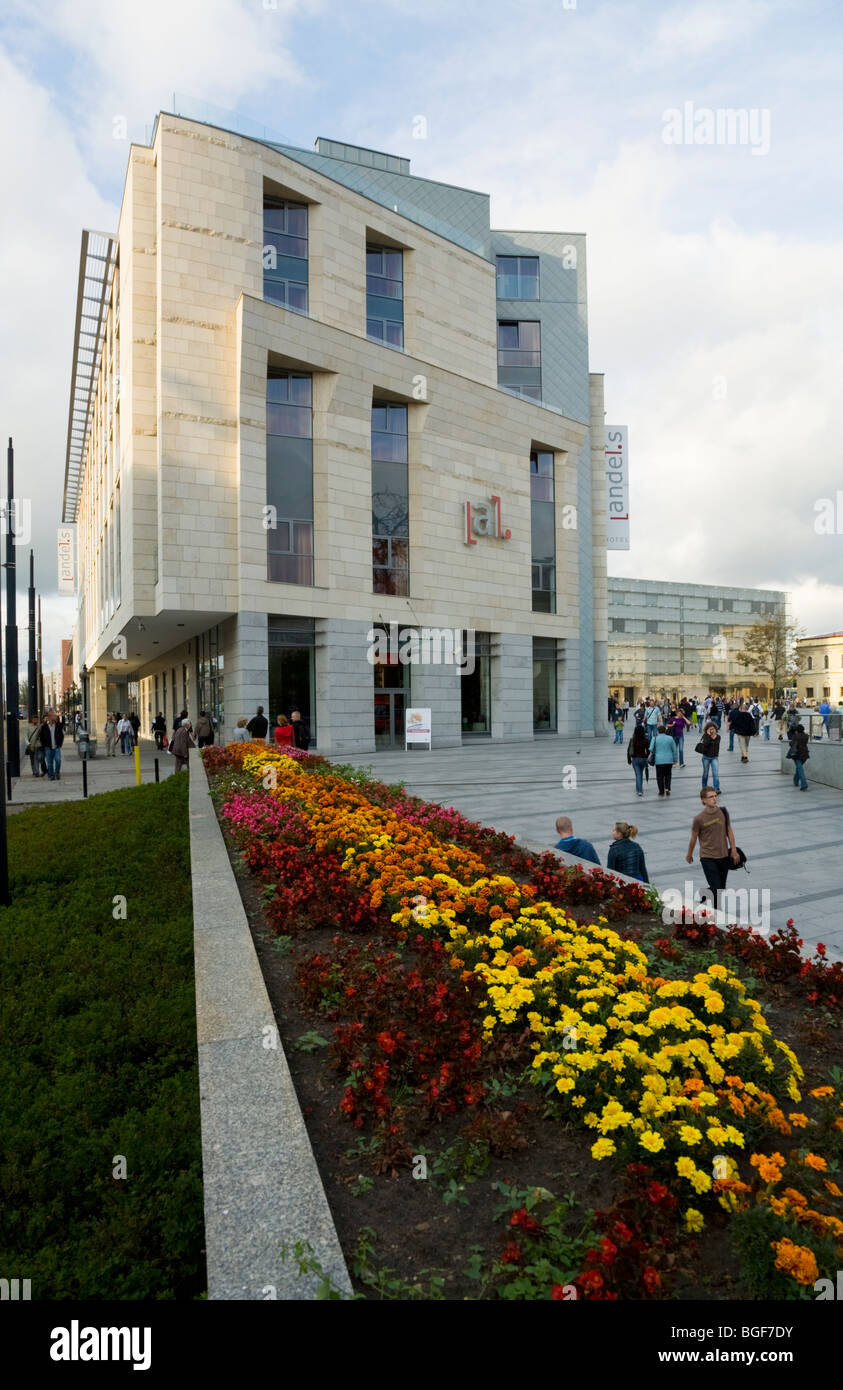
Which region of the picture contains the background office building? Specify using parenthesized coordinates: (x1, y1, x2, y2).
(796, 632, 843, 705)
(607, 578, 788, 701)
(63, 109, 609, 751)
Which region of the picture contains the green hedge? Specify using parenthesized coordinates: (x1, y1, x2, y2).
(0, 775, 205, 1298)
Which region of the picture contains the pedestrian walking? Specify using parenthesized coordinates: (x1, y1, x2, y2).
(273, 714, 296, 749)
(290, 709, 311, 750)
(686, 787, 741, 912)
(554, 816, 601, 866)
(612, 713, 624, 744)
(246, 705, 269, 742)
(104, 713, 119, 757)
(732, 704, 757, 763)
(650, 725, 678, 797)
(772, 701, 786, 740)
(818, 698, 832, 739)
(608, 694, 617, 725)
(169, 720, 195, 772)
(232, 718, 249, 743)
(606, 822, 649, 883)
(39, 710, 64, 781)
(696, 721, 721, 792)
(644, 700, 661, 744)
(116, 713, 133, 755)
(622, 699, 629, 723)
(173, 709, 188, 734)
(627, 723, 649, 796)
(669, 709, 688, 767)
(73, 710, 82, 743)
(129, 711, 141, 746)
(726, 703, 740, 753)
(195, 710, 215, 748)
(22, 717, 41, 776)
(152, 711, 167, 750)
(787, 723, 810, 790)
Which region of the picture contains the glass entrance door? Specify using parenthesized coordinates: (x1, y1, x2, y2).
(374, 691, 405, 749)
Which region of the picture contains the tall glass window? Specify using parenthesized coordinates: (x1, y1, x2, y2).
(372, 403, 409, 595)
(531, 449, 555, 613)
(366, 245, 404, 347)
(269, 616, 315, 743)
(533, 637, 557, 732)
(263, 197, 308, 312)
(461, 631, 491, 735)
(114, 480, 121, 607)
(267, 370, 314, 585)
(196, 625, 224, 733)
(497, 322, 541, 400)
(496, 255, 539, 300)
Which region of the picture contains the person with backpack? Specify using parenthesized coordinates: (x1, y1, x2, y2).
(651, 724, 678, 797)
(627, 722, 650, 797)
(195, 710, 215, 748)
(731, 704, 757, 763)
(607, 821, 649, 883)
(686, 787, 741, 913)
(290, 709, 311, 750)
(644, 700, 661, 745)
(696, 720, 721, 792)
(246, 705, 269, 743)
(788, 722, 810, 790)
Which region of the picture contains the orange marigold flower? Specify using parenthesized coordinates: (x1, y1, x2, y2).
(803, 1153, 827, 1172)
(788, 1113, 810, 1128)
(684, 1079, 704, 1093)
(770, 1238, 819, 1286)
(809, 1086, 834, 1099)
(488, 905, 504, 920)
(823, 1180, 843, 1197)
(782, 1187, 808, 1207)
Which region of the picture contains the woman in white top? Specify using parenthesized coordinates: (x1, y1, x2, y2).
(232, 717, 249, 743)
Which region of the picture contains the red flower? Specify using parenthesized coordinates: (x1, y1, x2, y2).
(643, 1266, 661, 1292)
(578, 1269, 604, 1291)
(647, 1181, 671, 1205)
(500, 1241, 522, 1265)
(511, 1208, 541, 1235)
(599, 1237, 618, 1264)
(550, 1283, 572, 1300)
(816, 943, 827, 957)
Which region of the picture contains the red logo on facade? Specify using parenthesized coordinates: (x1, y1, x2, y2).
(465, 495, 511, 545)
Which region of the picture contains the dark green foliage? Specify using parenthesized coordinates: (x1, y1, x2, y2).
(0, 776, 204, 1299)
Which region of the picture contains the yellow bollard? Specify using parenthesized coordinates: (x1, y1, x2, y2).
(134, 742, 141, 786)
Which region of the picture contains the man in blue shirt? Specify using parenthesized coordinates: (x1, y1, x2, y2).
(554, 816, 601, 866)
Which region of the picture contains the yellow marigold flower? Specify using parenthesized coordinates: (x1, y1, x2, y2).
(572, 1095, 586, 1108)
(639, 1130, 665, 1153)
(482, 1016, 496, 1030)
(803, 1153, 827, 1172)
(678, 1125, 702, 1146)
(676, 1156, 695, 1179)
(555, 1076, 576, 1094)
(591, 1137, 616, 1160)
(685, 1208, 705, 1233)
(584, 1112, 600, 1128)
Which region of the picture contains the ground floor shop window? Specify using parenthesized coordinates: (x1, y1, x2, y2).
(372, 622, 408, 749)
(461, 631, 491, 735)
(533, 637, 557, 732)
(268, 616, 315, 741)
(196, 625, 224, 735)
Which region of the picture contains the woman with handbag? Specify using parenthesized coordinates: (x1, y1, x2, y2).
(696, 721, 721, 792)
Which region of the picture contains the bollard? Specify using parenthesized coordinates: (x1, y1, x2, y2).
(82, 757, 88, 799)
(134, 743, 141, 787)
(154, 757, 160, 783)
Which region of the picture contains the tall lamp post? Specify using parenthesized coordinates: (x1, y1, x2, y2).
(5, 439, 19, 778)
(81, 664, 89, 733)
(0, 558, 10, 906)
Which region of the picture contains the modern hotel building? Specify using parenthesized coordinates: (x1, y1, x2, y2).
(63, 110, 609, 750)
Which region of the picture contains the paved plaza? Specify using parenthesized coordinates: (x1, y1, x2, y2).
(335, 729, 843, 961)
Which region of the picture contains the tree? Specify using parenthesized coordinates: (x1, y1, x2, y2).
(736, 615, 804, 697)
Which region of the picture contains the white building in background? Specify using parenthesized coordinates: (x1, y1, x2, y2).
(63, 106, 610, 748)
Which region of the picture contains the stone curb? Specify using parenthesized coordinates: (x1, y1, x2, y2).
(188, 754, 353, 1301)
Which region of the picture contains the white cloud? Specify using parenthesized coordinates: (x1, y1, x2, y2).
(650, 0, 772, 63)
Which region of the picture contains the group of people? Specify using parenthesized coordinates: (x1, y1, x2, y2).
(232, 706, 312, 751)
(20, 710, 66, 781)
(102, 711, 141, 756)
(555, 784, 744, 912)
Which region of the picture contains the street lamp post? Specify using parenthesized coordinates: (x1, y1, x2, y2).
(81, 664, 89, 734)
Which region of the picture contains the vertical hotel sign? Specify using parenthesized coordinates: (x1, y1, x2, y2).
(605, 427, 629, 550)
(57, 526, 75, 593)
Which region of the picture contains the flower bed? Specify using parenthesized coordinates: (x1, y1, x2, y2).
(205, 743, 843, 1300)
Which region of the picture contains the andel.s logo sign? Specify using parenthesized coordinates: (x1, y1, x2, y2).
(464, 495, 511, 545)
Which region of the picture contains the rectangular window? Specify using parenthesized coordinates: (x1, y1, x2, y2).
(496, 255, 539, 300)
(531, 449, 555, 613)
(806, 687, 814, 698)
(807, 656, 813, 670)
(372, 403, 409, 594)
(114, 481, 121, 608)
(611, 618, 626, 633)
(707, 597, 718, 610)
(645, 620, 659, 633)
(824, 654, 829, 668)
(263, 197, 308, 313)
(366, 245, 404, 347)
(823, 686, 831, 697)
(267, 370, 314, 585)
(533, 637, 557, 732)
(723, 599, 734, 611)
(498, 322, 541, 400)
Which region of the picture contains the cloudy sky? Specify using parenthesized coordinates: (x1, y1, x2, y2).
(1, 0, 841, 670)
